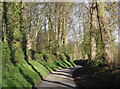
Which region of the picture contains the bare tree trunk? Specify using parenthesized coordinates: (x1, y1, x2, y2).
(96, 2, 113, 64)
(58, 5, 63, 54)
(0, 2, 2, 87)
(47, 4, 53, 53)
(90, 2, 98, 60)
(61, 17, 65, 46)
(55, 4, 59, 41)
(0, 2, 2, 42)
(26, 8, 33, 60)
(55, 4, 59, 54)
(118, 2, 120, 66)
(63, 18, 68, 46)
(2, 2, 8, 43)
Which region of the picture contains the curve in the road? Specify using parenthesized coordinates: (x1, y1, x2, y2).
(36, 66, 81, 89)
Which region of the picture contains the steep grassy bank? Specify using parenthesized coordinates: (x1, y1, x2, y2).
(2, 43, 75, 87)
(2, 60, 75, 87)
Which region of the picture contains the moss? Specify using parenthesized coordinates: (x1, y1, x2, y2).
(2, 42, 11, 64)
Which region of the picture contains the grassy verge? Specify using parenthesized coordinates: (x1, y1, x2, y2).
(2, 42, 76, 87)
(2, 59, 75, 87)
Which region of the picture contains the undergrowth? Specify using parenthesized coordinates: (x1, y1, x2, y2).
(73, 59, 120, 87)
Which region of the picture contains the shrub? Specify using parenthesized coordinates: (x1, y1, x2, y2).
(28, 49, 36, 60)
(35, 53, 44, 62)
(43, 54, 52, 62)
(59, 53, 66, 60)
(73, 60, 88, 66)
(14, 49, 25, 63)
(90, 58, 107, 68)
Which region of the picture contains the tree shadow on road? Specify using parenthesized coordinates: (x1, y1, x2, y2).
(51, 73, 72, 78)
(42, 79, 74, 88)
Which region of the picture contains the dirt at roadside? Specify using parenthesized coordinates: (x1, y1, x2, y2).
(72, 63, 120, 87)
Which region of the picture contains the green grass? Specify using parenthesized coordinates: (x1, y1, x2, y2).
(2, 43, 76, 87)
(29, 60, 50, 76)
(2, 59, 75, 87)
(2, 64, 32, 87)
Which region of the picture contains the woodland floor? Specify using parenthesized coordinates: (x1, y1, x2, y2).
(72, 60, 120, 88)
(36, 66, 81, 89)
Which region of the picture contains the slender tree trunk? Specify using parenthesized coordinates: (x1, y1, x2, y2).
(2, 2, 15, 64)
(64, 18, 68, 46)
(27, 19, 32, 51)
(55, 4, 59, 54)
(2, 2, 8, 43)
(61, 16, 65, 45)
(0, 2, 2, 42)
(20, 1, 29, 61)
(58, 5, 63, 54)
(96, 2, 113, 64)
(118, 2, 120, 66)
(55, 4, 59, 41)
(0, 2, 2, 87)
(48, 15, 52, 53)
(90, 2, 98, 60)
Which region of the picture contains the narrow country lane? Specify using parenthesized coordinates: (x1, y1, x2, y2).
(36, 66, 81, 89)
